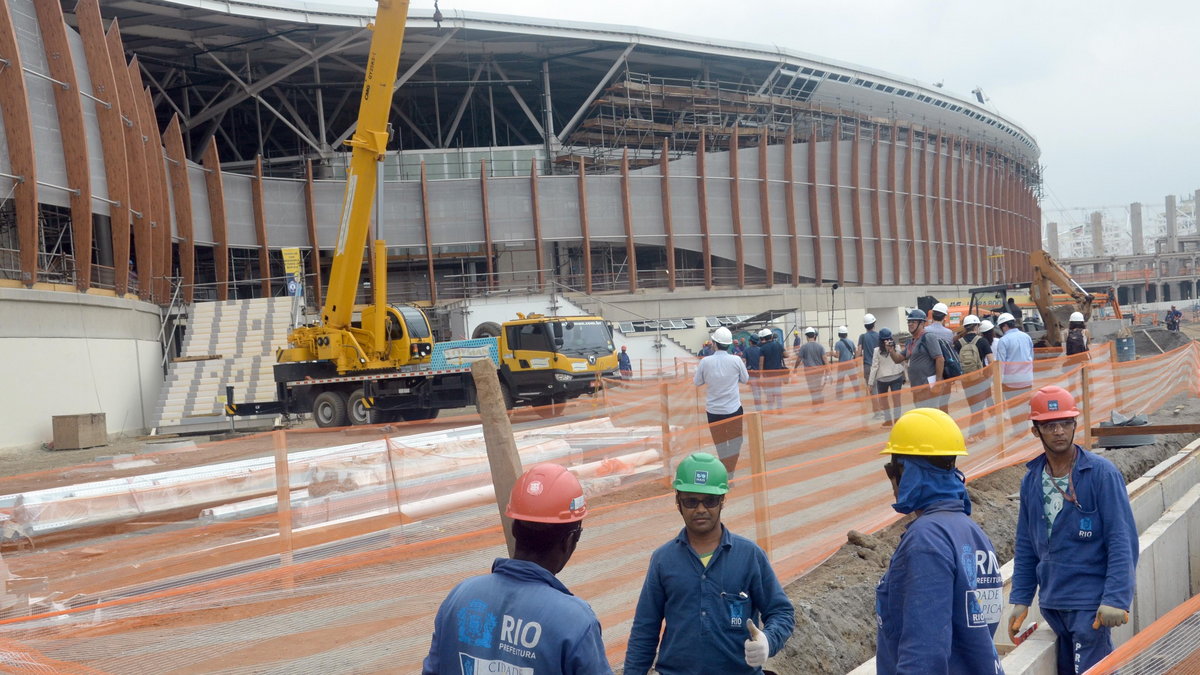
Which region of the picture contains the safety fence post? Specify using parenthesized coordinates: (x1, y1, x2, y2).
(472, 360, 523, 557)
(990, 363, 1008, 457)
(639, 358, 644, 379)
(272, 429, 294, 588)
(383, 435, 404, 528)
(659, 382, 673, 482)
(1080, 364, 1094, 449)
(747, 412, 773, 559)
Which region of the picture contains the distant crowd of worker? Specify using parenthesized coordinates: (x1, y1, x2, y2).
(422, 307, 1136, 675)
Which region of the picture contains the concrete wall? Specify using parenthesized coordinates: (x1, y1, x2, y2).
(0, 288, 162, 450)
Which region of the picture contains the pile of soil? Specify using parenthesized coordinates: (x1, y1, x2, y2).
(768, 393, 1200, 675)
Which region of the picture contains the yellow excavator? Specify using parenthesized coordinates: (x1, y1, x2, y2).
(226, 1, 616, 427)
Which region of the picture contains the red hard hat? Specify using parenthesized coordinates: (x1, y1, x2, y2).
(505, 463, 587, 523)
(1029, 386, 1081, 422)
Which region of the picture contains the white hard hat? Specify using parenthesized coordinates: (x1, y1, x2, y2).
(863, 313, 876, 325)
(1069, 311, 1085, 323)
(711, 326, 733, 344)
(804, 326, 817, 336)
(932, 302, 949, 315)
(996, 312, 1016, 327)
(962, 314, 981, 327)
(758, 328, 774, 338)
(979, 319, 995, 333)
(837, 325, 848, 335)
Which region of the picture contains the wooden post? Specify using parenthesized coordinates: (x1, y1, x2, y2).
(991, 363, 1008, 456)
(1080, 365, 1094, 449)
(639, 359, 644, 379)
(747, 412, 772, 558)
(659, 382, 673, 481)
(272, 430, 294, 583)
(472, 360, 523, 556)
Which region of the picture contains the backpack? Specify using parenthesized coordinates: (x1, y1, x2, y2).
(957, 335, 983, 373)
(1065, 328, 1087, 356)
(922, 335, 962, 379)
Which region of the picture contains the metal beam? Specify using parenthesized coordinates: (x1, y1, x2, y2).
(488, 58, 544, 140)
(443, 62, 486, 147)
(201, 50, 324, 153)
(186, 26, 367, 130)
(559, 44, 635, 140)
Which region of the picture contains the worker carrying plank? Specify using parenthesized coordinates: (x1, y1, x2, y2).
(423, 463, 612, 674)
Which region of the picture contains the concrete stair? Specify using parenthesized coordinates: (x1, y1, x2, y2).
(152, 297, 295, 434)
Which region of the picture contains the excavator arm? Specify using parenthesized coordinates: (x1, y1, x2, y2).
(1030, 249, 1093, 347)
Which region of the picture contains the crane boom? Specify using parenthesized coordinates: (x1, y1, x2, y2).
(1030, 249, 1094, 347)
(323, 0, 410, 330)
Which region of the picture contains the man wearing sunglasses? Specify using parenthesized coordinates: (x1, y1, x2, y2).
(875, 408, 1004, 674)
(424, 463, 612, 674)
(1008, 386, 1137, 675)
(624, 452, 794, 674)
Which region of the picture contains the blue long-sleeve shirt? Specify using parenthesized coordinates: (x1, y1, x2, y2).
(623, 526, 794, 675)
(423, 558, 612, 675)
(1010, 446, 1138, 611)
(875, 500, 1004, 675)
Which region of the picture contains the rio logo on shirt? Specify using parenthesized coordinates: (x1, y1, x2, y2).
(962, 546, 1003, 628)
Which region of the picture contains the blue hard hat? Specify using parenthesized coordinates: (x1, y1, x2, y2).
(879, 328, 893, 339)
(906, 309, 927, 321)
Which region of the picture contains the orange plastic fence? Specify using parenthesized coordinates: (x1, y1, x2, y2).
(1085, 591, 1200, 675)
(0, 342, 1195, 673)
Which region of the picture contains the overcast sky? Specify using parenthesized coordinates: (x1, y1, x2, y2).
(335, 0, 1197, 220)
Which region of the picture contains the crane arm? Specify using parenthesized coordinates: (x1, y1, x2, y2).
(1030, 249, 1093, 347)
(321, 0, 411, 330)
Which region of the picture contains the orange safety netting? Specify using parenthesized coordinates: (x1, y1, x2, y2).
(0, 342, 1195, 673)
(1085, 591, 1200, 675)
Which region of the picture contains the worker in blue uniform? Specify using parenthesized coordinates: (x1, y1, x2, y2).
(875, 408, 1005, 675)
(623, 452, 794, 674)
(423, 463, 612, 674)
(1008, 386, 1137, 675)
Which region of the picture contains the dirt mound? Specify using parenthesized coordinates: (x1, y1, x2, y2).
(769, 393, 1200, 675)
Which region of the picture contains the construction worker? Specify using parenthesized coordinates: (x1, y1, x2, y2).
(925, 302, 955, 347)
(1008, 386, 1137, 675)
(875, 408, 1004, 674)
(757, 328, 787, 411)
(992, 312, 1034, 400)
(793, 327, 827, 405)
(956, 315, 993, 442)
(889, 308, 948, 412)
(867, 327, 906, 427)
(1064, 311, 1089, 357)
(832, 326, 857, 399)
(624, 452, 795, 674)
(694, 327, 749, 475)
(978, 319, 996, 348)
(857, 314, 882, 418)
(618, 345, 633, 379)
(743, 333, 765, 410)
(423, 463, 611, 674)
(1165, 305, 1182, 331)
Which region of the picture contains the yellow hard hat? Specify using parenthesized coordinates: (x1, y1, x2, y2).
(880, 408, 968, 456)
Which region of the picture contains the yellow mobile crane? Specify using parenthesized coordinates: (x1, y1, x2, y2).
(226, 1, 617, 426)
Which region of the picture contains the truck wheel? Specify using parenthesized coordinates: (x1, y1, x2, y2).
(313, 391, 349, 428)
(347, 388, 370, 425)
(400, 408, 440, 421)
(472, 321, 502, 339)
(501, 384, 515, 411)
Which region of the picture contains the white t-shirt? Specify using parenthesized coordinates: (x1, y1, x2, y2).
(693, 349, 749, 414)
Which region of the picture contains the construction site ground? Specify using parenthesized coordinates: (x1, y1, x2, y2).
(0, 327, 1194, 674)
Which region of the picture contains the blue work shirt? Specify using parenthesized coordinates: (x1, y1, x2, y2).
(618, 351, 632, 371)
(743, 344, 762, 371)
(834, 337, 856, 362)
(875, 500, 1005, 675)
(1011, 446, 1138, 611)
(858, 330, 880, 368)
(759, 340, 786, 370)
(623, 526, 795, 675)
(423, 558, 612, 675)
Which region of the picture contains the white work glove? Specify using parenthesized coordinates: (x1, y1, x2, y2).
(744, 618, 769, 668)
(1093, 604, 1129, 629)
(1007, 604, 1028, 643)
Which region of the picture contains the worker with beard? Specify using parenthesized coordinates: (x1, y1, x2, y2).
(624, 453, 794, 674)
(875, 408, 1004, 674)
(1008, 386, 1137, 674)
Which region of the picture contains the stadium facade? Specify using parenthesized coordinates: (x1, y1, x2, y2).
(1, 0, 1043, 306)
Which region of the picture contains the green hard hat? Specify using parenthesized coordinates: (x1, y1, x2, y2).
(673, 452, 729, 495)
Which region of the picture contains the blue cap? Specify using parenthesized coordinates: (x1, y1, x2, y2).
(879, 327, 893, 339)
(906, 309, 927, 321)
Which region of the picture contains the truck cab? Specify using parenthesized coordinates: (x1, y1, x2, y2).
(496, 314, 618, 411)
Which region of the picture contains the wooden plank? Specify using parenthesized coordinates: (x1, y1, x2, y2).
(1090, 424, 1200, 437)
(163, 115, 194, 303)
(420, 161, 436, 304)
(931, 135, 945, 284)
(578, 158, 593, 294)
(697, 132, 712, 289)
(758, 130, 773, 288)
(807, 125, 823, 286)
(171, 354, 222, 363)
(620, 148, 638, 292)
(136, 81, 172, 302)
(106, 21, 152, 300)
(528, 158, 544, 290)
(0, 1, 38, 287)
(849, 126, 864, 285)
(201, 140, 229, 301)
(783, 129, 799, 286)
(251, 155, 271, 297)
(870, 127, 883, 285)
(74, 0, 130, 296)
(888, 124, 902, 285)
(728, 132, 744, 288)
(480, 159, 494, 289)
(830, 120, 845, 286)
(303, 160, 322, 307)
(659, 138, 675, 291)
(33, 0, 93, 291)
(917, 131, 931, 284)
